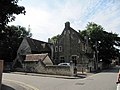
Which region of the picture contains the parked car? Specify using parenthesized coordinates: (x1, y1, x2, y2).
(58, 63, 70, 66)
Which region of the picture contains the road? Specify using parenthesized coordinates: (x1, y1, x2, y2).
(2, 79, 31, 90)
(2, 66, 119, 90)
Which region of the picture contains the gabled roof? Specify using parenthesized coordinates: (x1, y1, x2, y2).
(25, 37, 51, 53)
(69, 27, 83, 40)
(60, 22, 84, 42)
(24, 53, 53, 65)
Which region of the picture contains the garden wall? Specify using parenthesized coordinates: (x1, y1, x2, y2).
(24, 61, 73, 76)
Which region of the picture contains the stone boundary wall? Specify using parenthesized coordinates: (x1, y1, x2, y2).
(24, 61, 72, 76)
(0, 60, 3, 90)
(43, 65, 71, 76)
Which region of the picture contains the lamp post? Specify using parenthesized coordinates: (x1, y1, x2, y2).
(95, 41, 98, 71)
(81, 56, 84, 74)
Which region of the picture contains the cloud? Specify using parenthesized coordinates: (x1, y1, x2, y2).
(9, 0, 120, 41)
(89, 0, 120, 33)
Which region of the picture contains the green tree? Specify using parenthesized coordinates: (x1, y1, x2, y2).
(0, 25, 32, 62)
(0, 0, 26, 62)
(80, 22, 120, 65)
(0, 0, 26, 44)
(50, 34, 60, 44)
(0, 0, 25, 27)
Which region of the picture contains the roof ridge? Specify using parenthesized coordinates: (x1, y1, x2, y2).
(41, 53, 48, 61)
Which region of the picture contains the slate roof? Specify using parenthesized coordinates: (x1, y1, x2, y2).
(26, 37, 52, 53)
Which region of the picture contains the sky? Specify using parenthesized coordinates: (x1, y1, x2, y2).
(9, 0, 120, 42)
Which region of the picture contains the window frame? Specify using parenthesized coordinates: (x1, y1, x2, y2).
(55, 46, 58, 52)
(59, 46, 62, 52)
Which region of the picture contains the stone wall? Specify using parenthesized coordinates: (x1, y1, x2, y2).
(45, 65, 71, 76)
(0, 60, 3, 90)
(24, 61, 72, 76)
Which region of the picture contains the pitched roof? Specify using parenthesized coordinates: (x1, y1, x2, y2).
(25, 53, 48, 61)
(25, 37, 51, 53)
(60, 22, 84, 43)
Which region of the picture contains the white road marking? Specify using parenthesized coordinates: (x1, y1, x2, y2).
(3, 78, 39, 90)
(117, 84, 120, 90)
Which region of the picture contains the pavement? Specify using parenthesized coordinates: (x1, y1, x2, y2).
(10, 71, 95, 79)
(1, 72, 95, 90)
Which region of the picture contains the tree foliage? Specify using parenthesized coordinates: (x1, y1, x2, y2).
(80, 22, 120, 64)
(50, 34, 60, 44)
(0, 0, 26, 62)
(0, 25, 32, 62)
(0, 0, 25, 27)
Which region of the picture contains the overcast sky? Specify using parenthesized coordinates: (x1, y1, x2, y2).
(9, 0, 120, 41)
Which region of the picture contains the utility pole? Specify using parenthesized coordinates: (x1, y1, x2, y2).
(95, 41, 98, 71)
(81, 56, 84, 74)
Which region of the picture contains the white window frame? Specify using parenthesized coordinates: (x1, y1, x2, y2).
(59, 46, 62, 52)
(55, 46, 58, 52)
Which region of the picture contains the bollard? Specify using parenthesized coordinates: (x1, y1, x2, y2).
(70, 61, 74, 76)
(74, 67, 77, 76)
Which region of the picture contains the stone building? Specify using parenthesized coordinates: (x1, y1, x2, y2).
(25, 53, 53, 65)
(12, 37, 53, 68)
(24, 54, 71, 76)
(51, 22, 94, 71)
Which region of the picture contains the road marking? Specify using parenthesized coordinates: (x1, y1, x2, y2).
(82, 73, 99, 80)
(3, 78, 39, 90)
(117, 84, 120, 90)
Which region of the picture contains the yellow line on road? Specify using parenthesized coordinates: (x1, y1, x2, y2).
(3, 78, 39, 90)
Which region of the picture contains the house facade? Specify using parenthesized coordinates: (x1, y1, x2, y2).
(51, 22, 94, 71)
(12, 37, 53, 68)
(13, 22, 97, 72)
(25, 53, 53, 65)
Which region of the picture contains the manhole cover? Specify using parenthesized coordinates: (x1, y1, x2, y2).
(75, 83, 85, 85)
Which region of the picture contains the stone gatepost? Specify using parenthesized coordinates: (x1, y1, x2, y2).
(0, 60, 3, 90)
(70, 61, 74, 76)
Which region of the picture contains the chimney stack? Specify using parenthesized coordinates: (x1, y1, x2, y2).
(65, 22, 70, 29)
